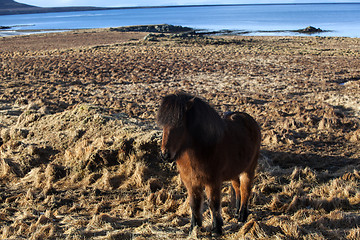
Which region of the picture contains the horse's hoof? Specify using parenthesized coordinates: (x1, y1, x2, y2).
(238, 216, 247, 222)
(212, 223, 223, 236)
(238, 211, 249, 222)
(212, 227, 223, 236)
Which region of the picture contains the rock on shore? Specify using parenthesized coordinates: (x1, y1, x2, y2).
(296, 26, 324, 34)
(110, 24, 194, 33)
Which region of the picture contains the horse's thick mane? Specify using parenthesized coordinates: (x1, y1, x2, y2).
(157, 93, 225, 146)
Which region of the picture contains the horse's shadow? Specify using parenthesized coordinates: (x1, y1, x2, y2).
(261, 149, 359, 176)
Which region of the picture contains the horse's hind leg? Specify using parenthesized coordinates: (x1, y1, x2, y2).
(205, 184, 223, 235)
(239, 171, 255, 222)
(231, 178, 241, 217)
(189, 186, 203, 232)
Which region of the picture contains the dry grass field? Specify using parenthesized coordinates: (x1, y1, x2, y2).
(0, 29, 359, 239)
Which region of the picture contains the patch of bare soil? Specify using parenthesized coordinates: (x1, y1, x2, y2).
(0, 30, 359, 239)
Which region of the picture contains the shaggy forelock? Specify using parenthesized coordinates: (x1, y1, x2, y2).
(157, 93, 193, 127)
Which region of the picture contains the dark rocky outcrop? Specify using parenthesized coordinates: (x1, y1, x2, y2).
(296, 26, 324, 34)
(110, 24, 194, 34)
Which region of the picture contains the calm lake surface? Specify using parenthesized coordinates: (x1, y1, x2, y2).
(1, 3, 360, 37)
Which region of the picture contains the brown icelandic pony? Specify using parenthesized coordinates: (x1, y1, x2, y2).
(157, 93, 261, 235)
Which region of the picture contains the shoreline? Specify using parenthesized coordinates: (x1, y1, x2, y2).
(0, 24, 336, 38)
(0, 29, 71, 37)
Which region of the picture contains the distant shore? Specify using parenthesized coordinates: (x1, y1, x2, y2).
(1, 2, 359, 16)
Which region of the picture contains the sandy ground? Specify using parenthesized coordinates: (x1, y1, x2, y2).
(0, 29, 359, 239)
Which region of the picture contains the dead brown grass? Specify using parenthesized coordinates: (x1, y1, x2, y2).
(0, 29, 359, 239)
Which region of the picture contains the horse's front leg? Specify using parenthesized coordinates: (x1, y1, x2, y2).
(205, 184, 223, 235)
(188, 186, 203, 232)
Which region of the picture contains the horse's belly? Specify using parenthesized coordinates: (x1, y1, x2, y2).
(217, 145, 255, 181)
(176, 153, 214, 186)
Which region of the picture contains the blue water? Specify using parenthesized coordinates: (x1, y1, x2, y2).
(1, 3, 360, 37)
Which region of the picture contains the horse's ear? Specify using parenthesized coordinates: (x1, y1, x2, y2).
(186, 97, 196, 111)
